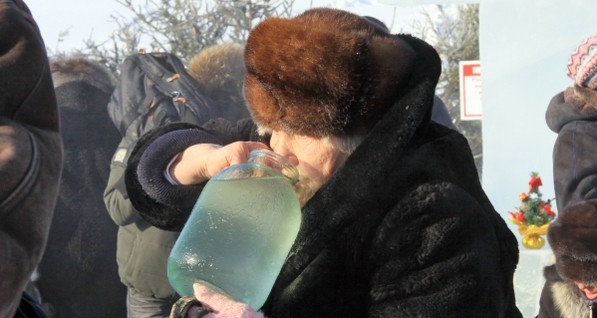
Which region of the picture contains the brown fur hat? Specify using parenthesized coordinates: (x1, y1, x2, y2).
(244, 8, 417, 137)
(548, 199, 597, 285)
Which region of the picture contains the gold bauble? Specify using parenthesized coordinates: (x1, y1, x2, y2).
(513, 223, 550, 249)
(522, 233, 545, 249)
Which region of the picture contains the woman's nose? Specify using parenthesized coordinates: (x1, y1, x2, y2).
(270, 131, 288, 153)
(270, 131, 298, 164)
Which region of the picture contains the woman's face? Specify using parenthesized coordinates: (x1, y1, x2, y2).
(269, 130, 347, 206)
(575, 282, 597, 300)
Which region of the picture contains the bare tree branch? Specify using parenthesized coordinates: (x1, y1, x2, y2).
(54, 0, 294, 78)
(414, 4, 483, 178)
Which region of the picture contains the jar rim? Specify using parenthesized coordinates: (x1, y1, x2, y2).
(249, 149, 299, 184)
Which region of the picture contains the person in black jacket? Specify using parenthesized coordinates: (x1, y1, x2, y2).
(126, 8, 521, 317)
(0, 0, 63, 317)
(539, 33, 597, 318)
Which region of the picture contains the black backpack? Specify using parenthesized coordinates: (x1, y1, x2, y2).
(107, 52, 223, 146)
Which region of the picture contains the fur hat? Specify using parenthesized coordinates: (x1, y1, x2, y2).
(567, 34, 597, 90)
(548, 199, 597, 285)
(50, 55, 114, 94)
(244, 8, 417, 137)
(362, 16, 389, 32)
(187, 43, 249, 121)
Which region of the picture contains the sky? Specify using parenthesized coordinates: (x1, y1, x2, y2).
(25, 0, 423, 53)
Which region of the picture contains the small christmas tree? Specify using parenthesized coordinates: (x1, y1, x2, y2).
(508, 172, 556, 227)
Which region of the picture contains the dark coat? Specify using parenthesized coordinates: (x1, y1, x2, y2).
(125, 32, 521, 317)
(546, 86, 597, 213)
(542, 85, 597, 318)
(35, 80, 126, 317)
(0, 0, 63, 316)
(127, 121, 521, 317)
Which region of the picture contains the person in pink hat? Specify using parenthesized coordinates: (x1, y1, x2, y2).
(546, 33, 597, 214)
(541, 33, 597, 318)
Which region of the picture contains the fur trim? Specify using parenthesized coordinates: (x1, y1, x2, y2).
(244, 8, 417, 137)
(50, 55, 114, 94)
(187, 43, 249, 121)
(564, 85, 597, 115)
(125, 123, 214, 231)
(552, 281, 590, 318)
(548, 199, 597, 285)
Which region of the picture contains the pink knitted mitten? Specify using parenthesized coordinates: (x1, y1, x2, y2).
(193, 283, 265, 318)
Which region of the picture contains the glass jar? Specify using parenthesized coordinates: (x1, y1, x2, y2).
(167, 149, 301, 310)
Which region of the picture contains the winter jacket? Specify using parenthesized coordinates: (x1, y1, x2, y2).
(545, 86, 597, 213)
(103, 137, 180, 300)
(36, 78, 126, 317)
(0, 0, 63, 317)
(124, 34, 521, 317)
(541, 85, 597, 318)
(538, 265, 597, 318)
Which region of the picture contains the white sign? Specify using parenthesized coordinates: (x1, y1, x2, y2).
(459, 60, 482, 120)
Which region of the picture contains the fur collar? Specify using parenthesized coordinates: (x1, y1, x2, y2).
(552, 280, 592, 318)
(564, 85, 597, 115)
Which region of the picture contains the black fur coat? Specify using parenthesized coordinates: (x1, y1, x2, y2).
(125, 33, 521, 316)
(126, 117, 521, 317)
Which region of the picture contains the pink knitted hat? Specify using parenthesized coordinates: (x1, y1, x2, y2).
(567, 34, 597, 89)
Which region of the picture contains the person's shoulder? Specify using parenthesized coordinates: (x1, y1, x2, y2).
(384, 181, 488, 227)
(374, 182, 504, 275)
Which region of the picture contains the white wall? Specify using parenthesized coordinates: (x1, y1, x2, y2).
(480, 0, 595, 234)
(381, 0, 596, 232)
(381, 0, 596, 316)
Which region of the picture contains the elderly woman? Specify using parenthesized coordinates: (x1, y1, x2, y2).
(125, 8, 521, 318)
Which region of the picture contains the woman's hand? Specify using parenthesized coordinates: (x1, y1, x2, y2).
(169, 141, 270, 185)
(193, 283, 265, 318)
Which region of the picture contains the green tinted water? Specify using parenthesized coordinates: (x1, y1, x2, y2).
(167, 176, 301, 310)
